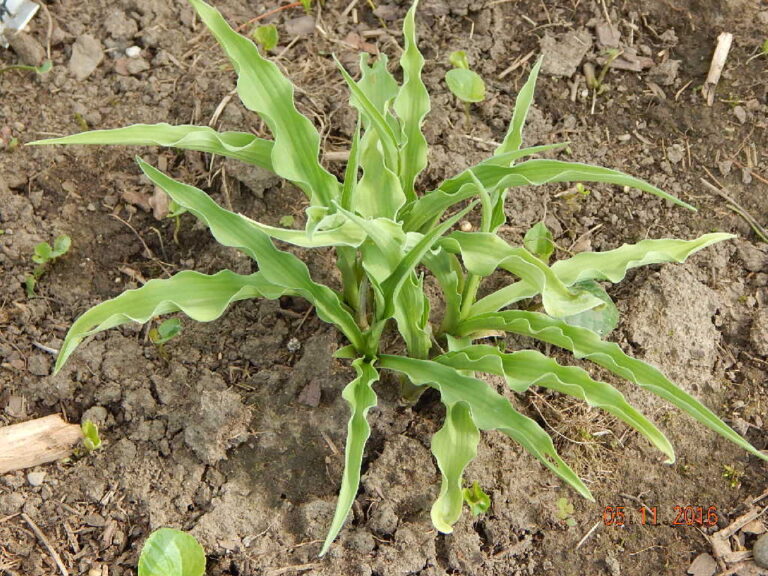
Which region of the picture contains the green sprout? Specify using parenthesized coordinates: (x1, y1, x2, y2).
(149, 318, 183, 358)
(138, 528, 205, 576)
(0, 60, 52, 76)
(25, 234, 71, 297)
(81, 420, 103, 451)
(278, 214, 296, 228)
(722, 464, 743, 489)
(462, 481, 491, 517)
(299, 0, 312, 13)
(31, 0, 766, 556)
(252, 24, 279, 52)
(446, 50, 485, 104)
(523, 221, 555, 262)
(556, 497, 576, 527)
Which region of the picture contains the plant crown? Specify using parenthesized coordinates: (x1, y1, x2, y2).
(32, 0, 766, 555)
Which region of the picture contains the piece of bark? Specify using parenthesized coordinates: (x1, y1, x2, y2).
(0, 414, 83, 473)
(703, 32, 733, 106)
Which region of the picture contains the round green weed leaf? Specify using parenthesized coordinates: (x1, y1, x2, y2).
(445, 68, 485, 103)
(138, 528, 205, 576)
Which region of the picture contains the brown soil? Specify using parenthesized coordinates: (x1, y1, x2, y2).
(1, 0, 767, 575)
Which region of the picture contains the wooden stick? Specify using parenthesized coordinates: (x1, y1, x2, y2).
(21, 513, 69, 576)
(0, 414, 82, 474)
(703, 32, 733, 106)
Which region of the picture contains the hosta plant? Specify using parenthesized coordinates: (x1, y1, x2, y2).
(33, 0, 766, 555)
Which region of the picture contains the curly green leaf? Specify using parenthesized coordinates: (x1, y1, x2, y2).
(189, 0, 338, 208)
(55, 270, 284, 372)
(379, 355, 593, 501)
(431, 401, 480, 533)
(457, 311, 767, 462)
(138, 159, 365, 351)
(321, 359, 379, 556)
(29, 124, 274, 170)
(436, 346, 674, 463)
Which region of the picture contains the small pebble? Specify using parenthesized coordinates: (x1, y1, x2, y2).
(733, 106, 747, 124)
(754, 533, 768, 568)
(459, 221, 472, 232)
(286, 337, 301, 352)
(125, 45, 142, 58)
(27, 471, 46, 487)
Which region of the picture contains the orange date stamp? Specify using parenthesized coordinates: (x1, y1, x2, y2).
(602, 505, 718, 527)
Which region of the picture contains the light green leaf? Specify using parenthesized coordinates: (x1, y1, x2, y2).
(252, 24, 279, 52)
(449, 50, 469, 69)
(524, 221, 555, 262)
(470, 233, 735, 317)
(138, 159, 365, 351)
(189, 0, 338, 209)
(440, 232, 603, 318)
(470, 280, 539, 317)
(550, 234, 735, 285)
(562, 281, 619, 337)
(30, 123, 274, 170)
(394, 0, 430, 200)
(403, 143, 567, 232)
(462, 481, 491, 517)
(431, 401, 480, 533)
(422, 247, 464, 335)
(446, 68, 486, 103)
(355, 53, 399, 120)
(55, 270, 283, 373)
(393, 272, 431, 359)
(436, 345, 674, 463)
(335, 56, 400, 170)
(321, 359, 379, 556)
(138, 528, 205, 576)
(379, 355, 593, 501)
(457, 311, 768, 462)
(496, 56, 542, 156)
(379, 203, 475, 319)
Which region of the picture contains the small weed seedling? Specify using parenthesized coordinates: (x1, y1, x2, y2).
(252, 24, 278, 52)
(556, 497, 577, 527)
(149, 317, 183, 359)
(138, 528, 205, 576)
(446, 50, 486, 104)
(81, 420, 102, 452)
(25, 234, 71, 297)
(33, 0, 767, 555)
(462, 481, 491, 517)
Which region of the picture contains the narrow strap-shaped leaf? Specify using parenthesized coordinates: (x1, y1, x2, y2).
(495, 57, 543, 156)
(440, 232, 603, 318)
(341, 117, 362, 211)
(335, 56, 400, 171)
(321, 359, 379, 556)
(379, 355, 593, 500)
(551, 234, 734, 285)
(55, 270, 285, 372)
(470, 280, 539, 316)
(379, 203, 475, 319)
(470, 233, 735, 316)
(457, 311, 767, 462)
(403, 144, 565, 232)
(189, 0, 338, 208)
(436, 346, 674, 463)
(431, 401, 480, 533)
(392, 272, 431, 359)
(422, 247, 464, 335)
(138, 159, 365, 351)
(29, 123, 274, 170)
(393, 0, 430, 200)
